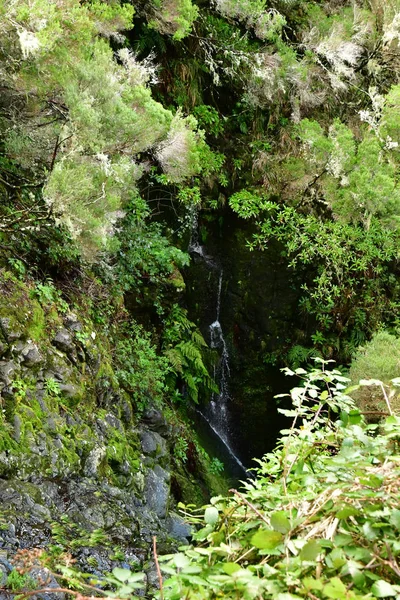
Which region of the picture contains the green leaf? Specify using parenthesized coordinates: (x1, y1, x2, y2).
(270, 511, 291, 533)
(223, 562, 241, 575)
(112, 568, 135, 583)
(300, 540, 320, 561)
(348, 409, 362, 425)
(303, 577, 323, 591)
(336, 505, 359, 519)
(389, 509, 400, 530)
(251, 529, 283, 550)
(174, 553, 190, 569)
(204, 506, 219, 526)
(323, 577, 347, 599)
(371, 580, 397, 597)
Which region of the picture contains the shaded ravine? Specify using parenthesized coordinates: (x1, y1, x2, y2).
(203, 270, 251, 478)
(189, 232, 252, 479)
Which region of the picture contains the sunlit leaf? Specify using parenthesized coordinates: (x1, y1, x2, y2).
(251, 529, 283, 550)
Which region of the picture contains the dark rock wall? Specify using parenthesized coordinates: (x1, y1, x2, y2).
(0, 270, 192, 598)
(185, 209, 302, 464)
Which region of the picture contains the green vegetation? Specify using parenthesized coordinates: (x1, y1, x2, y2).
(2, 0, 400, 595)
(23, 364, 400, 599)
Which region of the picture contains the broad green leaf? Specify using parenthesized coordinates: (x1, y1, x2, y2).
(303, 577, 323, 591)
(300, 540, 320, 561)
(390, 509, 400, 530)
(112, 568, 141, 583)
(323, 577, 347, 599)
(174, 553, 190, 569)
(223, 562, 241, 575)
(271, 511, 291, 533)
(348, 409, 362, 425)
(204, 506, 219, 526)
(371, 580, 397, 597)
(336, 505, 359, 519)
(251, 529, 283, 550)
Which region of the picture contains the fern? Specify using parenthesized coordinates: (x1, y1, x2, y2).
(177, 340, 202, 361)
(162, 304, 218, 404)
(191, 329, 207, 347)
(164, 348, 184, 373)
(182, 371, 199, 403)
(286, 344, 315, 368)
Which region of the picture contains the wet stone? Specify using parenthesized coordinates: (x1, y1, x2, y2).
(21, 343, 42, 367)
(140, 430, 167, 458)
(0, 361, 18, 385)
(63, 313, 82, 332)
(52, 329, 74, 354)
(0, 318, 22, 343)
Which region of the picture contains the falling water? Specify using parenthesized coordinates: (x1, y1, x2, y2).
(188, 209, 217, 268)
(204, 271, 250, 478)
(188, 219, 251, 478)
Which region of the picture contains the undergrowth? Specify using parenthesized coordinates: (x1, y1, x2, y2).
(10, 361, 400, 599)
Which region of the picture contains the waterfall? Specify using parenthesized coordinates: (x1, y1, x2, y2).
(188, 221, 252, 479)
(204, 271, 250, 478)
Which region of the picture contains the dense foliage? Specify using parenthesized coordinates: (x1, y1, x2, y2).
(2, 0, 400, 596)
(26, 364, 400, 599)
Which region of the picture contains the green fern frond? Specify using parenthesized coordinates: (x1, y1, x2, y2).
(177, 340, 202, 361)
(170, 305, 193, 332)
(203, 375, 219, 394)
(164, 348, 184, 373)
(191, 330, 207, 348)
(183, 372, 199, 402)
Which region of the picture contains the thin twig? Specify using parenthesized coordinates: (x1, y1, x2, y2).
(153, 536, 164, 600)
(229, 489, 270, 526)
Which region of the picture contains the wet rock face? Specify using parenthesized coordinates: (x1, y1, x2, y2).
(52, 329, 75, 355)
(0, 472, 175, 598)
(141, 406, 170, 437)
(0, 295, 187, 600)
(144, 465, 170, 518)
(0, 317, 23, 342)
(185, 211, 299, 465)
(21, 343, 42, 367)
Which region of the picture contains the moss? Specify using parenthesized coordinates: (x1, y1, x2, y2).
(0, 270, 47, 342)
(26, 303, 46, 341)
(104, 425, 141, 482)
(349, 331, 400, 420)
(6, 570, 36, 592)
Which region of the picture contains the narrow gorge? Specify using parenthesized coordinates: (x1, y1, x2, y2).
(1, 0, 400, 597)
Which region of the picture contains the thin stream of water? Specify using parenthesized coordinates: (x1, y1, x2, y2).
(189, 222, 253, 478)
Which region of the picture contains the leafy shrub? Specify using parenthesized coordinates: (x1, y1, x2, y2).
(114, 323, 169, 409)
(149, 0, 199, 40)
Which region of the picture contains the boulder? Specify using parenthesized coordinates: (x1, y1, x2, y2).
(83, 446, 106, 477)
(141, 407, 170, 437)
(140, 430, 167, 458)
(144, 466, 170, 518)
(0, 318, 22, 342)
(63, 313, 82, 332)
(0, 361, 17, 385)
(52, 330, 74, 355)
(21, 343, 42, 368)
(166, 512, 193, 543)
